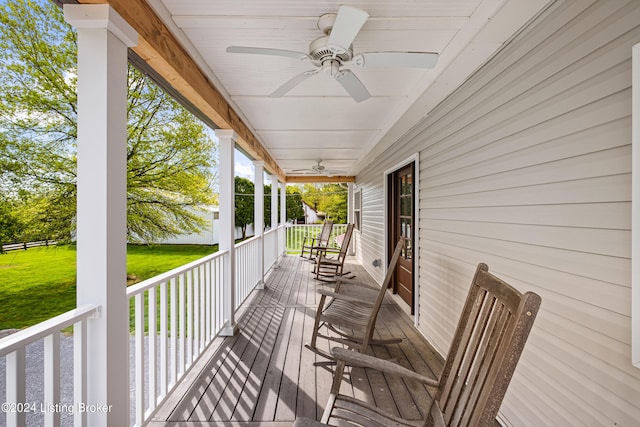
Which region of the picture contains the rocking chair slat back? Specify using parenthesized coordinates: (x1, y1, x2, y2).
(434, 263, 541, 426)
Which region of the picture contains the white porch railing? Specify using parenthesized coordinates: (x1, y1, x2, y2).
(285, 223, 348, 254)
(235, 236, 261, 309)
(0, 223, 291, 427)
(263, 228, 277, 275)
(127, 250, 227, 426)
(0, 305, 99, 427)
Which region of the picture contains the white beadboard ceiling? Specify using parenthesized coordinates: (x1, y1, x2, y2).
(148, 0, 552, 178)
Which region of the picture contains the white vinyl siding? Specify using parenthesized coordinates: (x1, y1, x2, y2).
(356, 0, 640, 425)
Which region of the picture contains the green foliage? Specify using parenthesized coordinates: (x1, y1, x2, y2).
(263, 184, 284, 227)
(0, 0, 217, 243)
(300, 183, 348, 223)
(0, 244, 217, 329)
(264, 183, 272, 228)
(318, 183, 348, 223)
(11, 190, 73, 243)
(286, 185, 304, 222)
(126, 69, 217, 242)
(234, 176, 254, 238)
(0, 196, 22, 252)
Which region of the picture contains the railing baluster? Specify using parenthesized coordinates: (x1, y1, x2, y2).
(135, 292, 145, 426)
(148, 287, 157, 413)
(215, 258, 223, 331)
(187, 269, 193, 365)
(205, 261, 211, 342)
(170, 276, 177, 387)
(6, 347, 26, 427)
(193, 266, 200, 356)
(44, 333, 61, 427)
(160, 281, 168, 396)
(179, 273, 186, 375)
(199, 265, 205, 351)
(74, 319, 87, 427)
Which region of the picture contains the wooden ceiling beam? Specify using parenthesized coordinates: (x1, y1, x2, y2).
(78, 0, 286, 182)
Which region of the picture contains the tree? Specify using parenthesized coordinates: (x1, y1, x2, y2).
(263, 184, 284, 228)
(234, 176, 254, 239)
(286, 185, 304, 222)
(301, 183, 322, 212)
(318, 183, 348, 223)
(0, 196, 22, 253)
(300, 183, 348, 223)
(0, 0, 217, 243)
(264, 184, 272, 228)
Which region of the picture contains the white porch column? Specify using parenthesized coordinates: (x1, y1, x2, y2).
(215, 129, 238, 336)
(254, 161, 265, 289)
(271, 175, 279, 264)
(280, 183, 287, 224)
(348, 182, 355, 255)
(64, 5, 137, 426)
(280, 182, 286, 255)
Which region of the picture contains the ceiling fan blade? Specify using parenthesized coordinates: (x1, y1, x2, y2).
(354, 51, 439, 68)
(269, 70, 318, 97)
(328, 5, 369, 53)
(334, 69, 370, 103)
(226, 46, 310, 61)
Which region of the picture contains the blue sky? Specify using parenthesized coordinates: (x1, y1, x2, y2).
(209, 131, 262, 182)
(234, 150, 255, 180)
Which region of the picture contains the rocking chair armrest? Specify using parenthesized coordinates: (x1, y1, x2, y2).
(317, 247, 340, 255)
(331, 347, 440, 387)
(316, 289, 375, 305)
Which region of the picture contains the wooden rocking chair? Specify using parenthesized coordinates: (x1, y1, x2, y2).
(305, 238, 405, 360)
(313, 223, 354, 281)
(295, 262, 541, 427)
(300, 220, 334, 259)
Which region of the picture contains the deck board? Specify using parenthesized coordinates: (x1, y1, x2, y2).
(152, 255, 444, 426)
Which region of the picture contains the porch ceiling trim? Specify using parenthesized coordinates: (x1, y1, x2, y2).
(78, 0, 287, 182)
(286, 175, 356, 184)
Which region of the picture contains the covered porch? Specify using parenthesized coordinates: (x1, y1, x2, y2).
(3, 0, 640, 426)
(149, 255, 442, 426)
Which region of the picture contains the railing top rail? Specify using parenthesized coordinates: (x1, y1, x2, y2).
(285, 223, 348, 227)
(0, 304, 99, 356)
(235, 235, 260, 249)
(127, 249, 228, 296)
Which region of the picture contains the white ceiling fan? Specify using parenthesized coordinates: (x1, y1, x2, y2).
(289, 159, 344, 176)
(226, 5, 439, 103)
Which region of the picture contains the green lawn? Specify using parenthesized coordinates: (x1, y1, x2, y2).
(0, 244, 218, 330)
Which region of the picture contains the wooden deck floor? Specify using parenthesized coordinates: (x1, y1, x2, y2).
(150, 255, 444, 427)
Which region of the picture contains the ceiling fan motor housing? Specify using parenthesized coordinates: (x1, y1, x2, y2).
(309, 35, 353, 66)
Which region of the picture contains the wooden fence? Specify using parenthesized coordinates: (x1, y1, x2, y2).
(1, 240, 57, 252)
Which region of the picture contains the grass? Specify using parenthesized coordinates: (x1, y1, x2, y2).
(0, 244, 218, 330)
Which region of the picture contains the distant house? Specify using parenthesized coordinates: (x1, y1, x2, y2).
(301, 201, 323, 224)
(154, 205, 254, 245)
